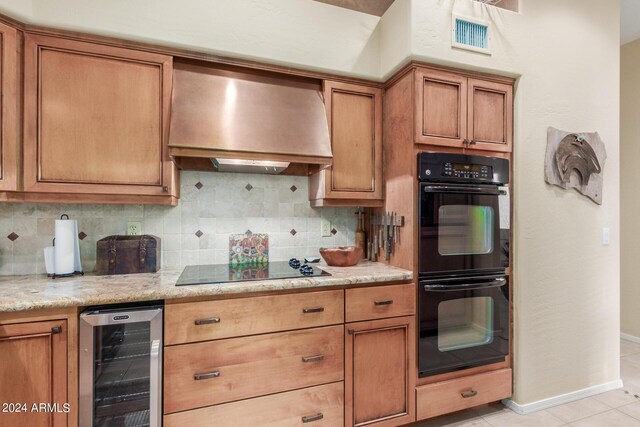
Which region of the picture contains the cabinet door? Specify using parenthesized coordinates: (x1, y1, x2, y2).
(345, 316, 415, 427)
(415, 68, 468, 147)
(0, 320, 68, 427)
(467, 78, 513, 152)
(23, 34, 176, 197)
(0, 22, 18, 192)
(320, 81, 382, 201)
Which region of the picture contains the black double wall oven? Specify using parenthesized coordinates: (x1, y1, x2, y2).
(418, 152, 510, 378)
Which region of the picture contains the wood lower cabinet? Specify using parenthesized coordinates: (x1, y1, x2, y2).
(345, 283, 415, 323)
(345, 316, 415, 427)
(164, 325, 344, 413)
(0, 22, 18, 192)
(0, 320, 69, 427)
(164, 382, 344, 427)
(414, 66, 513, 152)
(416, 369, 512, 420)
(22, 34, 178, 204)
(309, 81, 383, 207)
(165, 290, 344, 345)
(163, 284, 416, 426)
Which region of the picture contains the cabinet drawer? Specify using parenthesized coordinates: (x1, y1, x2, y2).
(165, 290, 344, 345)
(164, 382, 344, 427)
(416, 368, 512, 420)
(345, 284, 415, 322)
(164, 325, 344, 413)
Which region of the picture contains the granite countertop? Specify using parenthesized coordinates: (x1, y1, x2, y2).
(0, 261, 413, 313)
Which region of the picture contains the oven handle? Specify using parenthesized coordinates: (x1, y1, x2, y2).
(422, 277, 507, 291)
(422, 185, 506, 195)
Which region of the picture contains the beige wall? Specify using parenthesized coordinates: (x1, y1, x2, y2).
(16, 0, 382, 79)
(402, 0, 621, 406)
(0, 0, 31, 21)
(0, 0, 622, 407)
(621, 39, 640, 338)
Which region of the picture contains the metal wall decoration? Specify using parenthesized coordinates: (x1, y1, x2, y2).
(544, 127, 607, 204)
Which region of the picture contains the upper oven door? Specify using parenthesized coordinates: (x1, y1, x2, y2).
(419, 183, 509, 277)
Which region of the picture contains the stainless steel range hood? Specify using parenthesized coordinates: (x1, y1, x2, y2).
(168, 60, 332, 174)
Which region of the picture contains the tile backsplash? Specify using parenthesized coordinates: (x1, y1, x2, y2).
(0, 172, 357, 276)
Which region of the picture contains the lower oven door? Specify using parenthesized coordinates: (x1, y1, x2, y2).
(418, 274, 509, 378)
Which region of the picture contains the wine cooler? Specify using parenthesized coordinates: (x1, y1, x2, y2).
(80, 303, 163, 427)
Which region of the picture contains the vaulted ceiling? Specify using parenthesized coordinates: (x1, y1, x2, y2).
(313, 0, 395, 16)
(621, 0, 640, 45)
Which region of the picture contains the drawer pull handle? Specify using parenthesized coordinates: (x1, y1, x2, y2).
(461, 390, 478, 398)
(194, 371, 220, 380)
(194, 317, 220, 325)
(302, 413, 324, 423)
(302, 354, 325, 363)
(374, 300, 394, 306)
(303, 307, 325, 314)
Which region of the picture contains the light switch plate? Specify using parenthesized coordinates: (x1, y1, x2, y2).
(602, 227, 610, 245)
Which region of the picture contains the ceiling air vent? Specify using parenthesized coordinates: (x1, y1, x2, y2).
(452, 15, 491, 55)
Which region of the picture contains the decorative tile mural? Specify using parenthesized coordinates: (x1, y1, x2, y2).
(229, 232, 269, 266)
(0, 172, 357, 275)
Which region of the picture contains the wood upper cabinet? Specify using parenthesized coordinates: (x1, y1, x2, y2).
(415, 68, 467, 147)
(0, 22, 18, 192)
(309, 81, 383, 207)
(345, 316, 415, 427)
(0, 320, 68, 427)
(467, 78, 513, 152)
(23, 34, 177, 200)
(415, 67, 513, 152)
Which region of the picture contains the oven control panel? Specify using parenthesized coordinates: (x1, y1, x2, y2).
(442, 162, 491, 179)
(418, 152, 509, 185)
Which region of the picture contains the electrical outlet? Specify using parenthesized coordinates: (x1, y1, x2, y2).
(127, 221, 142, 236)
(602, 227, 610, 245)
(320, 218, 331, 237)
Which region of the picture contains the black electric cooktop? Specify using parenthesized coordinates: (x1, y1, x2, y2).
(176, 261, 331, 286)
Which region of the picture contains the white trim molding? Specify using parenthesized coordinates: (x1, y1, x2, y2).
(502, 380, 624, 415)
(621, 333, 640, 344)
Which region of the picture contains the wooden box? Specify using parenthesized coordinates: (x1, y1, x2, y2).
(96, 235, 161, 275)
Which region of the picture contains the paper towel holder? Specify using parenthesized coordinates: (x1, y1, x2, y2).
(49, 214, 85, 279)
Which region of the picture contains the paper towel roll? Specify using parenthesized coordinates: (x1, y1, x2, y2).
(43, 246, 55, 275)
(73, 220, 83, 273)
(54, 218, 76, 275)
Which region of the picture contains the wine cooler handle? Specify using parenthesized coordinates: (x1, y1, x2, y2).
(150, 339, 161, 427)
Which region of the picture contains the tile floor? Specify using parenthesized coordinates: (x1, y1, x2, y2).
(415, 339, 640, 427)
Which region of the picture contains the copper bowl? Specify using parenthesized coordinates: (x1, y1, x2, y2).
(319, 246, 364, 267)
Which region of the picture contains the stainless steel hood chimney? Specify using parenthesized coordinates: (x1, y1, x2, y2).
(168, 61, 332, 174)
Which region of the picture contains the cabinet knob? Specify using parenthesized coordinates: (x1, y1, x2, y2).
(463, 138, 470, 146)
(51, 326, 62, 334)
(469, 139, 477, 145)
(302, 413, 324, 423)
(163, 186, 169, 192)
